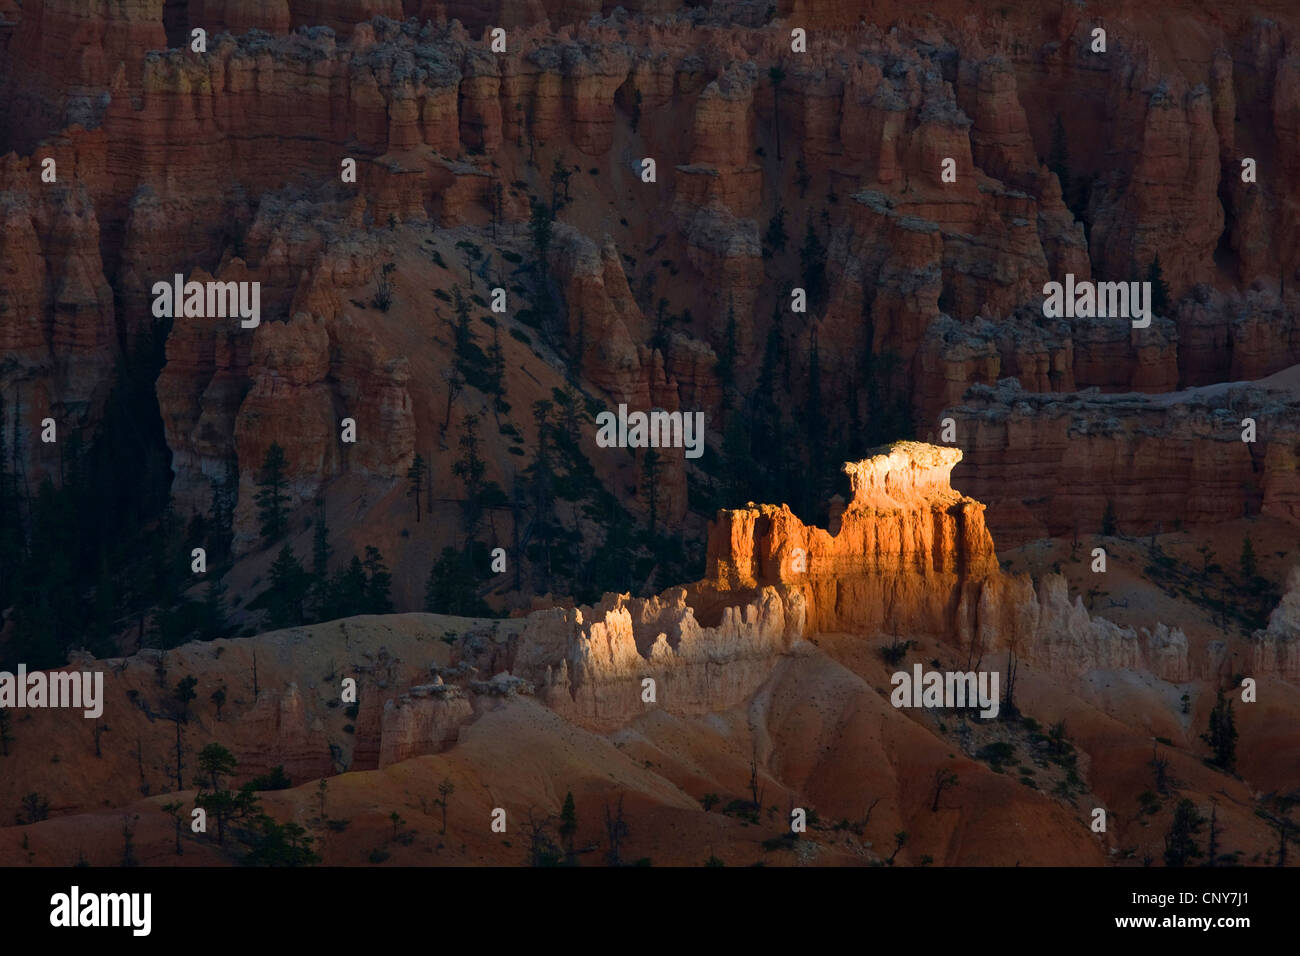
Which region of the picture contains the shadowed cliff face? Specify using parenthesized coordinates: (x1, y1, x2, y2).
(3, 3, 1300, 520)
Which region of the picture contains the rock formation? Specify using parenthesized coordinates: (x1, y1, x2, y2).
(948, 377, 1300, 544)
(508, 584, 803, 731)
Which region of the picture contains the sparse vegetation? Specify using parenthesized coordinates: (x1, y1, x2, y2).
(880, 637, 917, 666)
(1202, 688, 1238, 772)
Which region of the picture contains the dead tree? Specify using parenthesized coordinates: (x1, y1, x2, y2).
(860, 796, 881, 834)
(932, 769, 959, 812)
(1149, 744, 1170, 796)
(162, 801, 184, 856)
(1206, 802, 1220, 867)
(887, 830, 908, 865)
(171, 719, 184, 791)
(603, 796, 629, 867)
(523, 808, 559, 867)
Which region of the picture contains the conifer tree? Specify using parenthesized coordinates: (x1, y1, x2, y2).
(763, 201, 788, 257)
(407, 454, 426, 523)
(255, 443, 290, 545)
(768, 65, 786, 160)
(1147, 255, 1171, 316)
(327, 556, 368, 620)
(1163, 799, 1205, 867)
(800, 221, 827, 311)
(201, 578, 230, 642)
(559, 791, 578, 865)
(454, 414, 487, 539)
(1202, 689, 1238, 772)
(363, 546, 393, 614)
(266, 544, 310, 629)
(424, 547, 491, 617)
(311, 498, 331, 581)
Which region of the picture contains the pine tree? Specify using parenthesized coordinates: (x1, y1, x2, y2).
(453, 413, 487, 539)
(451, 285, 474, 356)
(209, 457, 238, 565)
(528, 200, 553, 276)
(526, 401, 558, 592)
(550, 156, 572, 213)
(266, 545, 310, 629)
(172, 674, 198, 723)
(201, 578, 230, 641)
(1147, 255, 1171, 316)
(1163, 799, 1205, 867)
(763, 201, 788, 257)
(254, 443, 290, 545)
(327, 556, 368, 620)
(800, 220, 828, 311)
(1202, 689, 1238, 772)
(424, 547, 491, 617)
(363, 546, 393, 614)
(407, 454, 426, 523)
(311, 498, 331, 580)
(768, 65, 786, 161)
(307, 499, 332, 621)
(487, 324, 508, 419)
(1101, 499, 1117, 536)
(559, 791, 578, 865)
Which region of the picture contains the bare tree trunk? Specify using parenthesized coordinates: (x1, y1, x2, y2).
(173, 720, 184, 790)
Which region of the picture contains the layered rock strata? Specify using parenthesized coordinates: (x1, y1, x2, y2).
(947, 377, 1300, 545)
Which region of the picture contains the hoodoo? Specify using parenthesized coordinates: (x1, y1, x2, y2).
(699, 441, 1002, 637)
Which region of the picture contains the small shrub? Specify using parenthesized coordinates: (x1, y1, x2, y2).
(248, 765, 293, 791)
(880, 638, 916, 667)
(762, 832, 798, 852)
(977, 741, 1016, 772)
